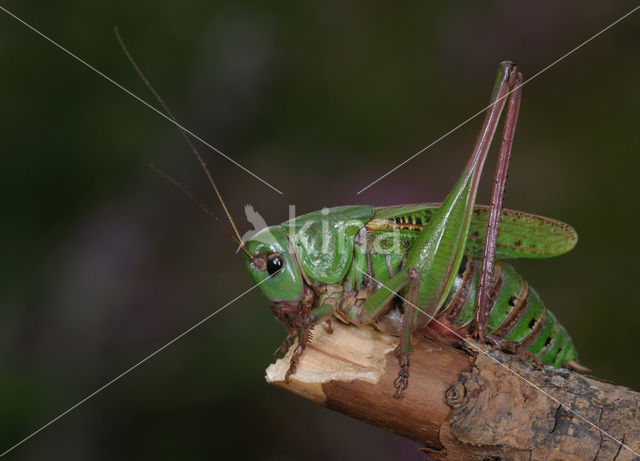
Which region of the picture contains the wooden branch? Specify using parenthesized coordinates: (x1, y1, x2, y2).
(265, 321, 640, 460)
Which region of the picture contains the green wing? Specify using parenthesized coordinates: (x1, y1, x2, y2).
(370, 203, 577, 259)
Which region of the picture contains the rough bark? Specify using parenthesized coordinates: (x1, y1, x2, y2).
(265, 321, 640, 460)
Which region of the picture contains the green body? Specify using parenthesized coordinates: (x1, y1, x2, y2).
(243, 64, 581, 389)
(367, 204, 577, 366)
(245, 202, 579, 368)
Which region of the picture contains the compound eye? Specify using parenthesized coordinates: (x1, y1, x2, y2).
(267, 253, 284, 276)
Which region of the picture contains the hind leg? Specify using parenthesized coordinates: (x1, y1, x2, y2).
(486, 334, 543, 369)
(475, 70, 524, 342)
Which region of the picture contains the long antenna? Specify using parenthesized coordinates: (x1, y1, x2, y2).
(114, 27, 245, 247)
(149, 164, 252, 258)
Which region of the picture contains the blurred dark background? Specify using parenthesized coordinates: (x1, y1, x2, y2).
(1, 1, 639, 459)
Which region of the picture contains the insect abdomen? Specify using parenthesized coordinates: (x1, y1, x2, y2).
(351, 229, 578, 367)
(439, 258, 578, 367)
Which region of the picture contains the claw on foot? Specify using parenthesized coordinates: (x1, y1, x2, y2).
(273, 344, 287, 360)
(393, 373, 408, 399)
(486, 334, 543, 369)
(566, 359, 591, 373)
(274, 334, 296, 360)
(284, 343, 304, 382)
(393, 353, 410, 399)
(521, 349, 544, 370)
(324, 318, 334, 334)
(284, 365, 296, 382)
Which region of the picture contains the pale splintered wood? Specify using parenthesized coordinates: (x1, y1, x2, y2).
(265, 321, 640, 460)
(265, 321, 397, 386)
(266, 321, 469, 445)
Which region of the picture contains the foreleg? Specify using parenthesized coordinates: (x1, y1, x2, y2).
(274, 331, 297, 360)
(283, 303, 335, 381)
(285, 327, 313, 381)
(273, 314, 297, 359)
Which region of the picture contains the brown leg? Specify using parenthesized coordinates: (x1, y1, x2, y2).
(273, 332, 297, 360)
(282, 304, 337, 379)
(393, 348, 411, 399)
(475, 68, 524, 342)
(394, 268, 420, 399)
(486, 334, 543, 369)
(285, 328, 313, 382)
(566, 359, 591, 373)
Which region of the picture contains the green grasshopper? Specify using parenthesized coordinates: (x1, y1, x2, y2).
(241, 62, 588, 398)
(126, 50, 586, 399)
